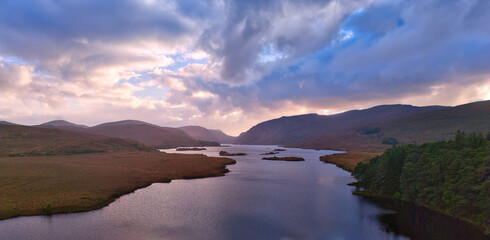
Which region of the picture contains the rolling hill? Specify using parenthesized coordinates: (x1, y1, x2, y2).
(0, 120, 18, 125)
(293, 101, 490, 152)
(88, 121, 201, 148)
(36, 120, 214, 148)
(179, 126, 236, 143)
(92, 120, 153, 127)
(0, 124, 150, 157)
(39, 120, 89, 132)
(235, 104, 448, 145)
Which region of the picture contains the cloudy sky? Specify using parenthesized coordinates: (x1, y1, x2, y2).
(0, 0, 489, 135)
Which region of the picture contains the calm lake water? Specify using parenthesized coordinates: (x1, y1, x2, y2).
(0, 145, 485, 240)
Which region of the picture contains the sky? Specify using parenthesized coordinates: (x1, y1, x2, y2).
(0, 0, 489, 136)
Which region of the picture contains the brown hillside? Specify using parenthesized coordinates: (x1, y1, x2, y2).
(179, 126, 236, 143)
(0, 124, 150, 157)
(89, 123, 200, 148)
(294, 101, 490, 152)
(235, 105, 447, 145)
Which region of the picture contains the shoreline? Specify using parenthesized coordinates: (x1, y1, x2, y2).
(0, 150, 235, 220)
(319, 152, 378, 172)
(353, 191, 489, 237)
(320, 152, 489, 236)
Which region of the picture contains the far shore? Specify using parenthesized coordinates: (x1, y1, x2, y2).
(0, 150, 235, 220)
(319, 152, 379, 172)
(262, 156, 304, 161)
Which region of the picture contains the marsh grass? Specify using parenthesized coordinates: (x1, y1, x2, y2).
(319, 152, 379, 172)
(0, 151, 235, 220)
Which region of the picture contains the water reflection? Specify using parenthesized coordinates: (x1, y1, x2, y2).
(361, 197, 489, 240)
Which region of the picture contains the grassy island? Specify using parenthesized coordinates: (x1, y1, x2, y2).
(262, 156, 305, 161)
(219, 151, 247, 156)
(260, 151, 279, 155)
(176, 147, 207, 151)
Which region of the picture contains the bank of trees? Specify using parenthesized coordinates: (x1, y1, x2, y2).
(353, 131, 489, 229)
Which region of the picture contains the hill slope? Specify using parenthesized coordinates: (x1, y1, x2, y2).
(235, 104, 448, 145)
(209, 129, 236, 143)
(179, 126, 236, 143)
(39, 120, 89, 132)
(0, 124, 149, 157)
(40, 120, 89, 128)
(294, 101, 490, 152)
(89, 121, 201, 148)
(0, 121, 18, 125)
(92, 120, 154, 127)
(37, 120, 208, 148)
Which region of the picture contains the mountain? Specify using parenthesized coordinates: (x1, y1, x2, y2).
(293, 101, 490, 152)
(39, 120, 88, 128)
(88, 121, 201, 148)
(208, 129, 236, 143)
(235, 104, 448, 145)
(37, 120, 207, 148)
(179, 126, 236, 143)
(92, 120, 154, 127)
(0, 124, 150, 157)
(0, 120, 18, 125)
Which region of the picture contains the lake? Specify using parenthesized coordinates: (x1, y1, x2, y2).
(0, 145, 485, 239)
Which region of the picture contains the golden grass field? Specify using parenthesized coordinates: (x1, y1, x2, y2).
(0, 150, 235, 220)
(320, 152, 379, 172)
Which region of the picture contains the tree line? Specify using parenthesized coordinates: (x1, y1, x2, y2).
(353, 131, 489, 230)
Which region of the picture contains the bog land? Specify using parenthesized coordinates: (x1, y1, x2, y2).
(0, 150, 234, 220)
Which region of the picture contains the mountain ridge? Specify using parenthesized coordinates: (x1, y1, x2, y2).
(34, 119, 225, 148)
(235, 104, 449, 145)
(179, 126, 236, 143)
(40, 120, 89, 129)
(0, 124, 150, 157)
(292, 100, 490, 152)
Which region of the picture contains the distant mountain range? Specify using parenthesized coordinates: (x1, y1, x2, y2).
(35, 120, 228, 148)
(2, 100, 488, 153)
(34, 119, 234, 148)
(236, 101, 490, 152)
(0, 124, 149, 157)
(179, 126, 236, 143)
(0, 118, 239, 156)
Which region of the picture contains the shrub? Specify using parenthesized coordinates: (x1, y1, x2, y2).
(382, 137, 399, 145)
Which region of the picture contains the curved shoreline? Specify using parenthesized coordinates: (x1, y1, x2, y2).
(319, 152, 378, 172)
(353, 192, 489, 238)
(321, 152, 489, 236)
(0, 150, 236, 220)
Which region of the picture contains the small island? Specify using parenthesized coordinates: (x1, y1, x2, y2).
(219, 151, 247, 156)
(259, 151, 279, 155)
(176, 147, 207, 151)
(262, 156, 304, 161)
